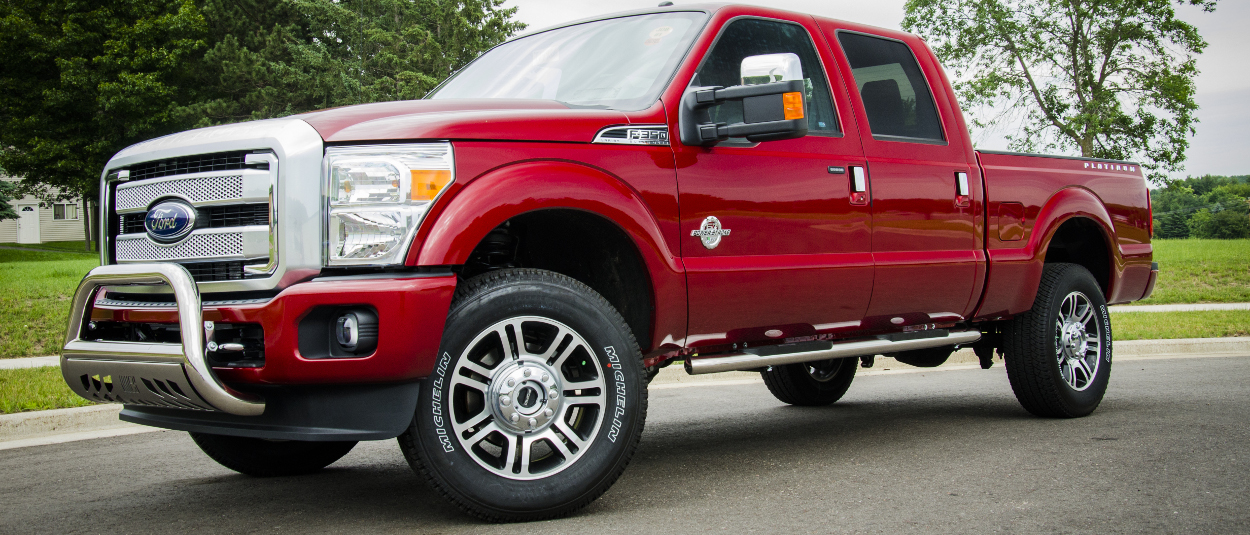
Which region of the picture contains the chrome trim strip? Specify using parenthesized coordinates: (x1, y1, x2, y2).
(683, 330, 982, 375)
(96, 297, 272, 308)
(61, 263, 265, 416)
(244, 153, 279, 276)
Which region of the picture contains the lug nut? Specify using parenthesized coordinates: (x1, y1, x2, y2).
(544, 408, 554, 417)
(523, 368, 532, 378)
(549, 388, 558, 398)
(528, 417, 537, 428)
(542, 373, 550, 382)
(507, 378, 515, 387)
(511, 413, 520, 422)
(500, 395, 511, 406)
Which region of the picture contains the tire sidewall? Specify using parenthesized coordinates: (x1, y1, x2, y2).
(410, 275, 645, 515)
(1040, 266, 1113, 413)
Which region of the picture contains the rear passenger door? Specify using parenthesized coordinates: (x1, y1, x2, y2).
(822, 26, 982, 328)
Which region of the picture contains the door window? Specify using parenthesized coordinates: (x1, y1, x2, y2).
(837, 32, 944, 142)
(696, 19, 839, 133)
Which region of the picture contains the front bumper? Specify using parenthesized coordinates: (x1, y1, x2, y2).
(63, 264, 457, 416)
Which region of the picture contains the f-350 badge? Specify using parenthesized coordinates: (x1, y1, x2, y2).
(691, 216, 731, 249)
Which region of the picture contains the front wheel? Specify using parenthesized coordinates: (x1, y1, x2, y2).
(1004, 263, 1113, 418)
(190, 433, 356, 477)
(399, 269, 647, 522)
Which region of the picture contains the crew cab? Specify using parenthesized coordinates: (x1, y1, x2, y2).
(61, 4, 1157, 521)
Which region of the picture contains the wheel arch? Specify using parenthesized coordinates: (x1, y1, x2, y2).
(410, 160, 686, 354)
(1030, 187, 1120, 299)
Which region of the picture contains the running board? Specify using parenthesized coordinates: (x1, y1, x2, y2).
(683, 330, 982, 375)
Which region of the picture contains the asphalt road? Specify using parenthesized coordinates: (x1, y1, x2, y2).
(2, 354, 1248, 534)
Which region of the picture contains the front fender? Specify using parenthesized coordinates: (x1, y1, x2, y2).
(411, 160, 687, 353)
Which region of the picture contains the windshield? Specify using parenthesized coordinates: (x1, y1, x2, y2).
(429, 12, 707, 110)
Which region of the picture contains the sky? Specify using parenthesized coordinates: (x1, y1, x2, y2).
(504, 0, 1248, 179)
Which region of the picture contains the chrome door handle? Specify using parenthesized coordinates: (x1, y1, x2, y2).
(955, 171, 971, 207)
(849, 166, 868, 205)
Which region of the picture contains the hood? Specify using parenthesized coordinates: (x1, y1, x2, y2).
(298, 99, 633, 144)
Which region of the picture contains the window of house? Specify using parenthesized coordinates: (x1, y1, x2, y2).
(696, 18, 840, 134)
(54, 203, 78, 220)
(837, 32, 945, 142)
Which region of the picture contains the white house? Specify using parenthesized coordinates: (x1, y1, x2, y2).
(0, 176, 88, 244)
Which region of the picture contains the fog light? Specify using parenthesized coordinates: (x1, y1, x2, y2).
(331, 309, 378, 356)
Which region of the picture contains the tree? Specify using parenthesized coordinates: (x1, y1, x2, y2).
(903, 0, 1218, 184)
(183, 0, 524, 125)
(0, 180, 18, 222)
(0, 0, 209, 250)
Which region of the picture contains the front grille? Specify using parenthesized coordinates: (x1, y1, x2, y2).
(115, 175, 244, 211)
(204, 204, 270, 227)
(108, 149, 276, 284)
(183, 261, 246, 282)
(125, 152, 248, 182)
(120, 204, 269, 234)
(116, 233, 243, 260)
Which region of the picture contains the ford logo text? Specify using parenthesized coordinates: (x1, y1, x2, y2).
(144, 200, 197, 243)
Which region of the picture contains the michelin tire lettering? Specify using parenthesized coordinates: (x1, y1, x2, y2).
(605, 345, 625, 443)
(432, 351, 455, 452)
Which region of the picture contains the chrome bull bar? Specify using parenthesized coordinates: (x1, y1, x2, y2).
(61, 264, 265, 416)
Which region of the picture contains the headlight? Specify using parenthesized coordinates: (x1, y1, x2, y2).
(324, 143, 454, 266)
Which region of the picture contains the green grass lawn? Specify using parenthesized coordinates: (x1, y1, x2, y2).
(0, 240, 97, 254)
(1111, 310, 1250, 341)
(0, 248, 98, 359)
(1137, 239, 1250, 305)
(0, 367, 94, 414)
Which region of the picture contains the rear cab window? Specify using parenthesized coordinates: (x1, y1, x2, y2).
(836, 31, 945, 143)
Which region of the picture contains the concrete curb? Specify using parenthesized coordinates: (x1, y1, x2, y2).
(1110, 303, 1250, 312)
(0, 356, 60, 370)
(2, 337, 1248, 451)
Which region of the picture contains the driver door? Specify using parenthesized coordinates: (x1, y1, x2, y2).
(673, 16, 873, 349)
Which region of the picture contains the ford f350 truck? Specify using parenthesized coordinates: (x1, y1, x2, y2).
(61, 4, 1158, 521)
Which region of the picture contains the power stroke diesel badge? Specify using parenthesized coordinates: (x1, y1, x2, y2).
(691, 216, 731, 249)
(144, 200, 197, 243)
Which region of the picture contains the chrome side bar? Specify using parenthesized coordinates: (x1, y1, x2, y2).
(684, 330, 983, 375)
(61, 263, 265, 416)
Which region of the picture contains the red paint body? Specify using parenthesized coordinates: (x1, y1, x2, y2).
(108, 4, 1152, 385)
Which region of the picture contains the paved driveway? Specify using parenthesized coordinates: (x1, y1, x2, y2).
(2, 354, 1247, 533)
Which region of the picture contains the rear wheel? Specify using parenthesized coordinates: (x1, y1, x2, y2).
(190, 433, 356, 477)
(761, 357, 857, 406)
(399, 269, 647, 522)
(1004, 263, 1112, 418)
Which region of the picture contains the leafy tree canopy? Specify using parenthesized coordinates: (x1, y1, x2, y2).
(1151, 174, 1249, 239)
(0, 0, 523, 205)
(0, 0, 208, 204)
(903, 0, 1218, 184)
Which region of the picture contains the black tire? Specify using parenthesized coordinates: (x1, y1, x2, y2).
(398, 268, 647, 522)
(1004, 263, 1113, 418)
(888, 345, 956, 368)
(761, 357, 857, 406)
(189, 433, 356, 477)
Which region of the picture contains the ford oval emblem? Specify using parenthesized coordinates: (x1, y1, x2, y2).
(144, 200, 197, 243)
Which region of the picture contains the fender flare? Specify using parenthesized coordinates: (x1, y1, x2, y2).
(976, 187, 1121, 318)
(411, 160, 686, 351)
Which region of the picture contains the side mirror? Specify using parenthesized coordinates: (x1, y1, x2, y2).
(679, 79, 809, 146)
(740, 53, 803, 85)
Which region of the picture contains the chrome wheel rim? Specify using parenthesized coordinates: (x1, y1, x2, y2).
(449, 316, 607, 480)
(1054, 291, 1102, 391)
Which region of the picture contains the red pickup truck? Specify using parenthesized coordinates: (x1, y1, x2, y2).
(62, 4, 1157, 521)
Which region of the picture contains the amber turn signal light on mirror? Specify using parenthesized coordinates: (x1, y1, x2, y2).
(782, 92, 804, 120)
